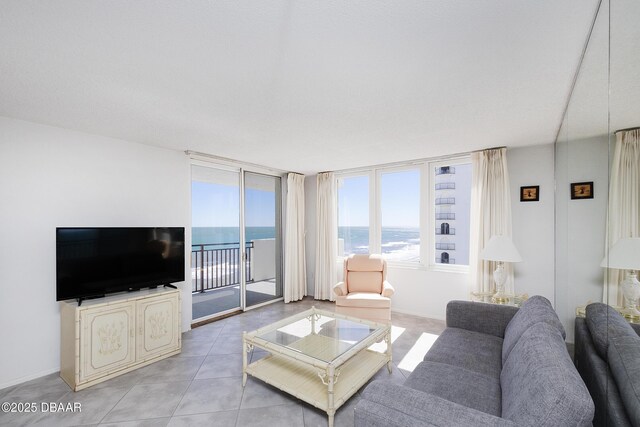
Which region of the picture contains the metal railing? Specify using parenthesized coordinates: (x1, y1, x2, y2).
(191, 242, 253, 293)
(435, 227, 456, 235)
(435, 213, 456, 220)
(435, 197, 455, 205)
(436, 257, 456, 264)
(435, 243, 456, 250)
(435, 183, 455, 190)
(435, 166, 456, 175)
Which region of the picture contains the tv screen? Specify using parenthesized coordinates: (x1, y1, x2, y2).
(56, 227, 185, 301)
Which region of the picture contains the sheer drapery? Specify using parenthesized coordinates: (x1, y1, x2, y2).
(284, 173, 307, 303)
(469, 148, 514, 294)
(604, 129, 640, 305)
(314, 172, 338, 301)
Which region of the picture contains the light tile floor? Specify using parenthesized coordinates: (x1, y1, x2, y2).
(0, 297, 445, 427)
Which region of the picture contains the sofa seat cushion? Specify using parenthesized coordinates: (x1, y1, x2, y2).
(423, 327, 503, 379)
(404, 360, 502, 416)
(502, 295, 566, 364)
(586, 302, 638, 360)
(501, 322, 594, 426)
(335, 292, 390, 308)
(608, 334, 640, 425)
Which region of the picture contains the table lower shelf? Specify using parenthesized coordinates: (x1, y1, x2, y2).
(245, 348, 389, 412)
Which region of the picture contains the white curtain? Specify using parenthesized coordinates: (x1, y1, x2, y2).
(603, 129, 640, 305)
(314, 172, 338, 301)
(284, 173, 307, 303)
(469, 147, 514, 294)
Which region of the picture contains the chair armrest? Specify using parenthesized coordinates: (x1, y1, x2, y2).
(355, 381, 517, 427)
(333, 281, 347, 296)
(446, 300, 519, 338)
(382, 280, 394, 297)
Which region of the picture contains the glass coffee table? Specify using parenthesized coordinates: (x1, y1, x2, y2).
(242, 307, 392, 427)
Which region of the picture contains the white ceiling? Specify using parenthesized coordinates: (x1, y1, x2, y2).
(0, 1, 599, 174)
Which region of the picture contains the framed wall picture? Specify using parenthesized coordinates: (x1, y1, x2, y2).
(570, 181, 594, 200)
(520, 185, 539, 202)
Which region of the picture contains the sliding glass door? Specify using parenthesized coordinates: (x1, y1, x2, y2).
(191, 164, 283, 322)
(244, 172, 283, 307)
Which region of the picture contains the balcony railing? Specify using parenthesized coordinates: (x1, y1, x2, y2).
(435, 183, 455, 190)
(435, 213, 456, 220)
(435, 166, 456, 175)
(435, 243, 455, 250)
(436, 257, 456, 264)
(191, 242, 254, 293)
(435, 197, 455, 205)
(435, 227, 456, 235)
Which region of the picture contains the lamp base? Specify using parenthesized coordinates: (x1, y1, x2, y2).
(621, 272, 640, 322)
(491, 294, 510, 305)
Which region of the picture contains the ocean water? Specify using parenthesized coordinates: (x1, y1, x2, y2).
(192, 226, 419, 260)
(339, 226, 420, 261)
(192, 227, 276, 246)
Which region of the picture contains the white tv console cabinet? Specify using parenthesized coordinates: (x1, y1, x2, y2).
(60, 288, 181, 391)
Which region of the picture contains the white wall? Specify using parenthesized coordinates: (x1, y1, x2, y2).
(0, 116, 191, 388)
(555, 135, 609, 342)
(304, 144, 556, 320)
(508, 144, 556, 303)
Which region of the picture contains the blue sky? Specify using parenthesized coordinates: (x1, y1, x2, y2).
(192, 182, 275, 227)
(338, 170, 420, 228)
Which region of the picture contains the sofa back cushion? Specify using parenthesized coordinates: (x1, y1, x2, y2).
(502, 295, 566, 364)
(501, 322, 594, 426)
(585, 302, 637, 360)
(607, 334, 640, 425)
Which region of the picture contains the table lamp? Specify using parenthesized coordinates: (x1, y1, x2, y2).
(600, 237, 640, 320)
(480, 235, 522, 303)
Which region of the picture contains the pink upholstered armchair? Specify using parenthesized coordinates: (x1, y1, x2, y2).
(333, 254, 394, 322)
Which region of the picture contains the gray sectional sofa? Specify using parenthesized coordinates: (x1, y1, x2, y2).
(575, 302, 640, 427)
(355, 296, 594, 427)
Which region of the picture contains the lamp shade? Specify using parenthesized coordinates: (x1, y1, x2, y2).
(480, 235, 523, 262)
(600, 238, 640, 270)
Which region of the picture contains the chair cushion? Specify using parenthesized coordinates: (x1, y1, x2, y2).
(586, 302, 638, 360)
(335, 292, 390, 308)
(501, 322, 594, 427)
(348, 271, 383, 293)
(423, 327, 503, 379)
(502, 295, 565, 365)
(404, 360, 502, 416)
(608, 334, 640, 426)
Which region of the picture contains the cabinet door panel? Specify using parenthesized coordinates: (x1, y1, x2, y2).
(137, 293, 180, 359)
(80, 302, 135, 381)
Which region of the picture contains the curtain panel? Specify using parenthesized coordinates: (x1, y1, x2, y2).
(284, 173, 307, 303)
(604, 129, 640, 305)
(314, 172, 338, 301)
(469, 147, 514, 294)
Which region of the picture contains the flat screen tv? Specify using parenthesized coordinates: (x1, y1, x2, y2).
(56, 227, 185, 302)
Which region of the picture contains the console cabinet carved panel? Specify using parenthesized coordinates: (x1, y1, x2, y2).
(60, 288, 181, 391)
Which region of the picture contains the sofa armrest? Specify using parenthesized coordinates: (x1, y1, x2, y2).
(355, 381, 517, 427)
(446, 300, 519, 338)
(382, 280, 395, 297)
(333, 281, 347, 296)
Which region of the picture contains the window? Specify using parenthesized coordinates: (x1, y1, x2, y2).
(337, 175, 369, 256)
(433, 162, 471, 266)
(380, 169, 420, 262)
(335, 156, 471, 269)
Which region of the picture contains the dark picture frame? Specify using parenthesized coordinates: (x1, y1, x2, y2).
(520, 185, 539, 202)
(570, 181, 594, 200)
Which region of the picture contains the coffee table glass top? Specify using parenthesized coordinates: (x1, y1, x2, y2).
(255, 310, 381, 363)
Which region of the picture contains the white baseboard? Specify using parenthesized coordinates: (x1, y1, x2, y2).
(0, 367, 60, 391)
(391, 307, 446, 322)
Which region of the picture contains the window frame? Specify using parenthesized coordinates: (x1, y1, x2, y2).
(335, 155, 471, 273)
(428, 157, 472, 273)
